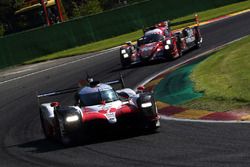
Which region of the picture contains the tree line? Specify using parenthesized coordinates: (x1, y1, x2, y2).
(0, 0, 145, 36)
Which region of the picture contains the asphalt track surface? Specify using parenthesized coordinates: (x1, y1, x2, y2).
(0, 12, 250, 167)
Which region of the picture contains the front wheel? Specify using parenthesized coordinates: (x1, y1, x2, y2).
(144, 119, 160, 132)
(172, 41, 182, 59)
(54, 113, 72, 145)
(121, 61, 130, 69)
(121, 58, 131, 69)
(40, 110, 54, 139)
(178, 48, 183, 57)
(176, 34, 183, 57)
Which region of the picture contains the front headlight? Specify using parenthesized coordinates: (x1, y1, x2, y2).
(166, 39, 171, 45)
(66, 115, 79, 123)
(157, 48, 162, 52)
(121, 49, 126, 54)
(123, 53, 129, 58)
(141, 102, 152, 108)
(165, 45, 170, 50)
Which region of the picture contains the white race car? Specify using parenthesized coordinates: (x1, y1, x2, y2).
(38, 75, 160, 145)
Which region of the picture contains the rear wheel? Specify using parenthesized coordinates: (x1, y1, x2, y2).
(178, 48, 183, 57)
(195, 39, 202, 48)
(173, 43, 181, 59)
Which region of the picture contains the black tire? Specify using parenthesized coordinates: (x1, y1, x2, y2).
(173, 43, 181, 59)
(194, 27, 202, 49)
(54, 113, 72, 145)
(120, 53, 131, 69)
(195, 40, 202, 49)
(40, 110, 54, 139)
(176, 34, 183, 56)
(137, 93, 160, 132)
(144, 105, 160, 132)
(195, 35, 202, 48)
(121, 61, 130, 69)
(144, 120, 160, 133)
(178, 48, 183, 57)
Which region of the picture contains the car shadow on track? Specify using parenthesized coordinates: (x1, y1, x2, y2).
(9, 129, 159, 153)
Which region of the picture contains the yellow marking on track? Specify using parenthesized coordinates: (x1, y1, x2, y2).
(145, 78, 163, 88)
(156, 101, 170, 110)
(173, 109, 211, 119)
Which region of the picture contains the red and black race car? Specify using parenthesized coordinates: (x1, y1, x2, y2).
(120, 18, 202, 68)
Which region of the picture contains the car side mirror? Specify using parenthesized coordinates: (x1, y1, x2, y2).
(137, 86, 145, 93)
(183, 30, 188, 37)
(101, 100, 106, 105)
(51, 102, 60, 107)
(125, 41, 132, 45)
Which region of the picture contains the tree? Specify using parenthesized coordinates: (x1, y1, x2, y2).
(79, 0, 103, 16)
(61, 0, 143, 18)
(0, 0, 14, 21)
(71, 1, 81, 18)
(0, 22, 4, 36)
(61, 0, 82, 18)
(99, 0, 117, 10)
(0, 0, 17, 35)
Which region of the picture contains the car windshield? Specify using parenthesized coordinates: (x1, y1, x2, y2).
(79, 89, 119, 106)
(138, 34, 164, 46)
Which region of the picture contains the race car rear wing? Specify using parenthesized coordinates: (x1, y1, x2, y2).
(36, 86, 79, 106)
(37, 74, 126, 99)
(143, 14, 200, 33)
(143, 20, 170, 33)
(37, 87, 78, 98)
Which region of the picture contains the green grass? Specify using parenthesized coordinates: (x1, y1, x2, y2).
(24, 30, 143, 64)
(24, 0, 250, 64)
(181, 36, 250, 112)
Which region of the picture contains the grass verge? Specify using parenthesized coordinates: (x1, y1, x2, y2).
(181, 35, 250, 112)
(24, 1, 250, 64)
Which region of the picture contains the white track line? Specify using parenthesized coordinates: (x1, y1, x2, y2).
(2, 68, 32, 76)
(160, 115, 250, 124)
